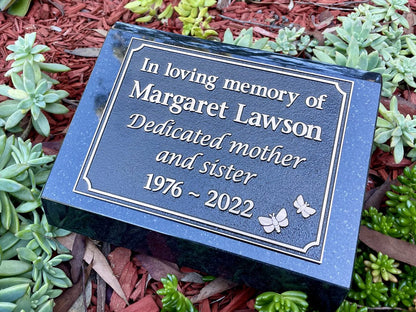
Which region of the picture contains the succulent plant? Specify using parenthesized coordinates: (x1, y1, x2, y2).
(17, 211, 71, 257)
(361, 166, 416, 244)
(385, 55, 416, 88)
(0, 33, 70, 137)
(0, 136, 34, 226)
(176, 0, 217, 39)
(126, 0, 217, 38)
(17, 247, 72, 291)
(13, 281, 60, 312)
(124, 0, 173, 23)
(0, 134, 71, 311)
(0, 283, 30, 311)
(364, 252, 401, 283)
(336, 301, 368, 312)
(223, 28, 270, 50)
(373, 97, 416, 163)
(5, 32, 70, 81)
(254, 290, 309, 312)
(385, 195, 416, 240)
(157, 274, 197, 312)
(361, 207, 400, 238)
(268, 27, 317, 56)
(0, 0, 32, 16)
(314, 17, 385, 57)
(0, 63, 69, 137)
(385, 278, 416, 308)
(315, 39, 386, 73)
(367, 0, 410, 28)
(312, 0, 416, 98)
(348, 272, 389, 307)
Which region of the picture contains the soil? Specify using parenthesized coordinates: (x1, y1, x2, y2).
(1, 0, 416, 311)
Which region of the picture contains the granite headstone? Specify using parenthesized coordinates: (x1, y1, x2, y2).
(42, 22, 382, 310)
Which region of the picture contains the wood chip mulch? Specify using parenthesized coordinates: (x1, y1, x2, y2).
(1, 0, 416, 311)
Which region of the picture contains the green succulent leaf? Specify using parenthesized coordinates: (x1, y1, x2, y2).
(32, 111, 50, 137)
(7, 0, 32, 17)
(5, 110, 26, 130)
(17, 247, 38, 262)
(157, 274, 197, 312)
(38, 62, 70, 73)
(0, 260, 32, 276)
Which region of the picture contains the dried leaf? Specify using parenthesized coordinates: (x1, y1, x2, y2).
(64, 47, 101, 57)
(70, 234, 86, 283)
(54, 262, 92, 312)
(363, 177, 392, 210)
(359, 225, 416, 267)
(134, 254, 183, 281)
(97, 242, 110, 312)
(57, 233, 128, 303)
(190, 277, 237, 303)
(181, 272, 205, 284)
(69, 279, 92, 312)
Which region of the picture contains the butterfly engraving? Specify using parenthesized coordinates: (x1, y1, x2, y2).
(293, 195, 316, 218)
(258, 208, 289, 234)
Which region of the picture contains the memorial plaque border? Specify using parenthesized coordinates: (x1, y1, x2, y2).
(73, 38, 355, 264)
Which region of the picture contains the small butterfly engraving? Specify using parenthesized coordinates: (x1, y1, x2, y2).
(258, 208, 289, 234)
(293, 195, 316, 218)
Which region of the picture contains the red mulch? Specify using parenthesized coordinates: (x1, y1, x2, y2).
(1, 0, 415, 311)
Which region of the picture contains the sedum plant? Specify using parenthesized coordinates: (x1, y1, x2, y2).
(125, 0, 217, 39)
(254, 290, 309, 312)
(175, 0, 217, 39)
(384, 166, 416, 241)
(157, 274, 197, 312)
(361, 165, 416, 242)
(156, 274, 311, 312)
(124, 0, 173, 23)
(348, 271, 389, 307)
(363, 252, 401, 283)
(343, 166, 416, 311)
(373, 96, 416, 163)
(336, 301, 368, 312)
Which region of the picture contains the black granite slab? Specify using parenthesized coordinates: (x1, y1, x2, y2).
(42, 22, 381, 311)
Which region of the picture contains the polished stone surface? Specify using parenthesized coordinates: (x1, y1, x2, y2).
(42, 22, 382, 311)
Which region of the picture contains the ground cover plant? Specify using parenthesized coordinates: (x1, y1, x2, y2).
(0, 33, 73, 312)
(0, 0, 416, 311)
